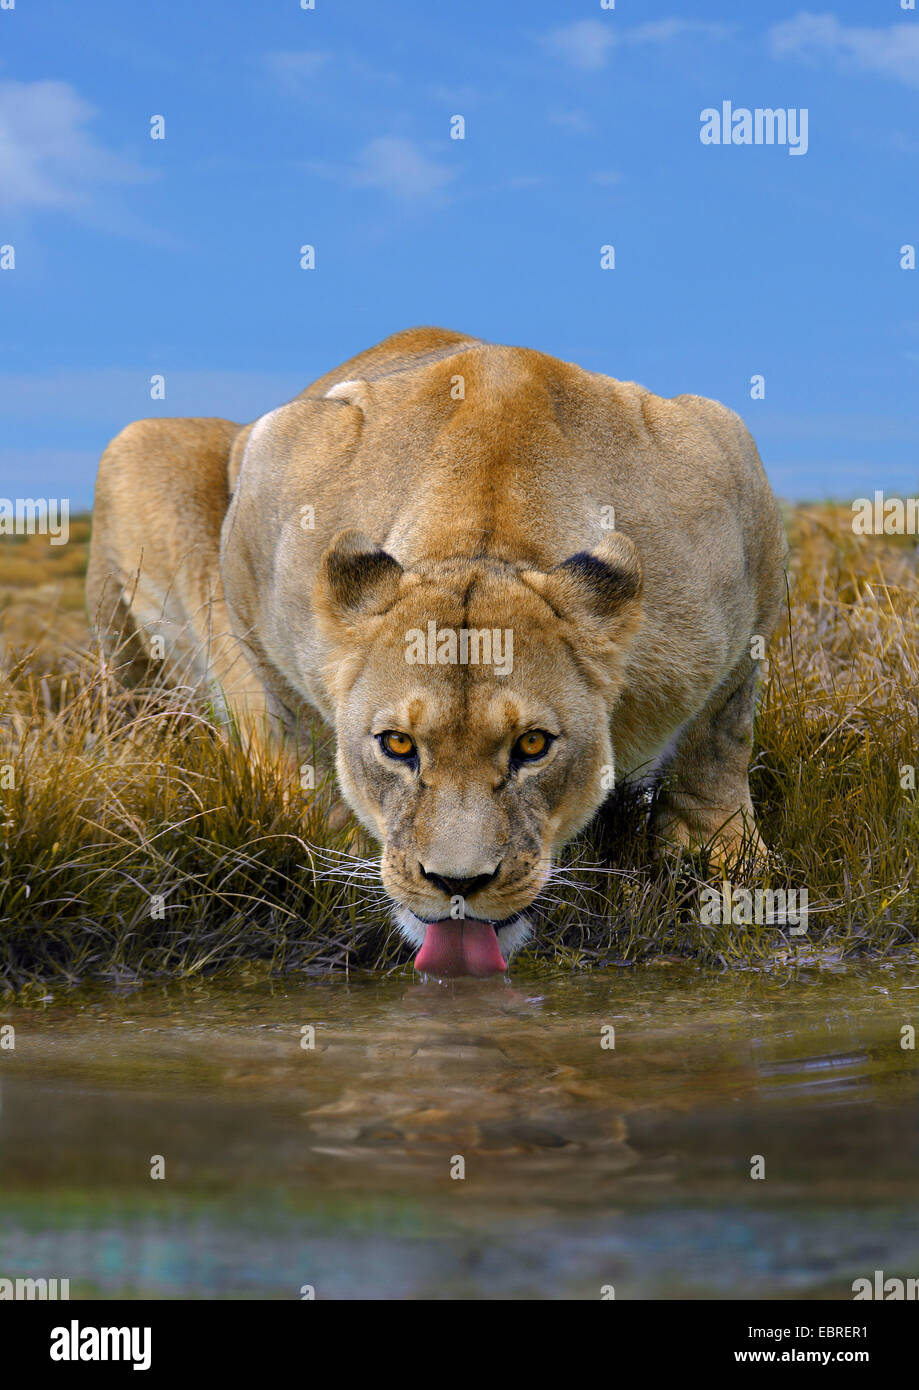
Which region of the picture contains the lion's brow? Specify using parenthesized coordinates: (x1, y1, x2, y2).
(406, 697, 425, 726)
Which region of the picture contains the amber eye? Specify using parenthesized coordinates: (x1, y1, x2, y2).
(379, 730, 416, 759)
(512, 729, 552, 761)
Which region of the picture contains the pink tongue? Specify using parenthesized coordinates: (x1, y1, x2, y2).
(414, 920, 508, 977)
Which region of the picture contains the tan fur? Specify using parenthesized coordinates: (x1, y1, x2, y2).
(87, 327, 787, 948)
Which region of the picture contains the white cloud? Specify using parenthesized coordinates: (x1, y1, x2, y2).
(547, 108, 593, 134)
(261, 48, 400, 98)
(506, 174, 548, 190)
(541, 17, 731, 71)
(769, 12, 919, 87)
(262, 50, 331, 95)
(542, 20, 617, 72)
(349, 137, 454, 199)
(427, 83, 485, 106)
(628, 20, 732, 45)
(305, 137, 455, 200)
(0, 80, 146, 212)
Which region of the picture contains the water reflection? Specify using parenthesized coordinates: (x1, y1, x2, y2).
(0, 964, 917, 1297)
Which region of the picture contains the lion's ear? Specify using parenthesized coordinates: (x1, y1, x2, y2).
(315, 529, 404, 628)
(526, 532, 642, 639)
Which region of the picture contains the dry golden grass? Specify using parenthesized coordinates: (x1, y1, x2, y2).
(0, 516, 91, 663)
(1, 505, 916, 993)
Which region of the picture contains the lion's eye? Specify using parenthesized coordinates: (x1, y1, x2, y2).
(512, 729, 552, 761)
(379, 730, 416, 759)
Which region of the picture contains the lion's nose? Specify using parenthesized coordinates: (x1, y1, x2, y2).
(419, 864, 500, 900)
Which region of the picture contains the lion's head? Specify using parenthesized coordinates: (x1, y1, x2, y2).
(313, 529, 642, 976)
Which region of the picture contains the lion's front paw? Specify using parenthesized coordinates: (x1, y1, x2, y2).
(651, 803, 769, 875)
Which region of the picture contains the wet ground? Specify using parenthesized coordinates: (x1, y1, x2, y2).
(1, 961, 918, 1298)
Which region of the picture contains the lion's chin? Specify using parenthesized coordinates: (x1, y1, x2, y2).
(391, 906, 532, 978)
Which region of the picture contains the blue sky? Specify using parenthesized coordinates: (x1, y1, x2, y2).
(1, 0, 917, 505)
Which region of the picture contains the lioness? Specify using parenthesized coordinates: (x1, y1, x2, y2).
(88, 327, 787, 976)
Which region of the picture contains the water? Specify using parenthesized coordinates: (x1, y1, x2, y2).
(1, 962, 918, 1299)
